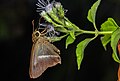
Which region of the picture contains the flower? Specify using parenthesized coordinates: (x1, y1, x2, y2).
(39, 23, 60, 37)
(36, 0, 67, 23)
(36, 0, 55, 13)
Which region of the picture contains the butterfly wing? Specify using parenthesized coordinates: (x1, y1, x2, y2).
(29, 37, 61, 78)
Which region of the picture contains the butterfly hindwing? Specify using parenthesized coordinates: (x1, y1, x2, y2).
(29, 37, 61, 78)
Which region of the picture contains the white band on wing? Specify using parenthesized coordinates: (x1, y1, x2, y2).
(38, 55, 59, 58)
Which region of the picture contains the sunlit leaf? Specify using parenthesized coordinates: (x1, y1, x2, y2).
(100, 18, 119, 50)
(100, 35, 111, 50)
(76, 38, 92, 70)
(66, 35, 75, 49)
(108, 18, 119, 27)
(112, 53, 120, 63)
(70, 31, 75, 39)
(100, 18, 118, 31)
(87, 0, 101, 23)
(111, 28, 120, 63)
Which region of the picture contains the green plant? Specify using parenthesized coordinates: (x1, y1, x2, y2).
(36, 0, 120, 70)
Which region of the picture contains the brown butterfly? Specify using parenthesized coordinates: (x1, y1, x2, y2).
(29, 20, 61, 78)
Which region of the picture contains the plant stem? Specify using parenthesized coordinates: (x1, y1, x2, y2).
(64, 17, 113, 35)
(77, 30, 113, 35)
(93, 22, 98, 31)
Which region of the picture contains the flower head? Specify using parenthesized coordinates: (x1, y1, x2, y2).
(36, 0, 55, 13)
(39, 23, 60, 37)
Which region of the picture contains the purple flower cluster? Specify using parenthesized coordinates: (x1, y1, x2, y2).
(36, 0, 55, 13)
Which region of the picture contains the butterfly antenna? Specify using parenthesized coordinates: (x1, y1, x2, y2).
(32, 20, 35, 32)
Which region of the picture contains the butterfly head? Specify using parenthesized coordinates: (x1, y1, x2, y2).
(32, 30, 42, 43)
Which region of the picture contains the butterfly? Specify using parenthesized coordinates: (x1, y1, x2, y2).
(29, 20, 61, 78)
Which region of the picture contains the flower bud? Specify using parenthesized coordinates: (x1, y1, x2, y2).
(40, 11, 53, 23)
(54, 2, 65, 18)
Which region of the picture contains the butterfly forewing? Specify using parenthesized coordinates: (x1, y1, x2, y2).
(29, 37, 61, 78)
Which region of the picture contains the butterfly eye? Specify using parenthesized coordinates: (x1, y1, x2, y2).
(35, 32, 40, 37)
(32, 30, 41, 43)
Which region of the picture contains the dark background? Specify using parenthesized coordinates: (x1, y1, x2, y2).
(0, 0, 120, 81)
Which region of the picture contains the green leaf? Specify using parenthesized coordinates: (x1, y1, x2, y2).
(76, 38, 92, 70)
(70, 31, 75, 39)
(87, 0, 101, 23)
(112, 53, 120, 63)
(100, 18, 118, 31)
(111, 28, 120, 63)
(100, 18, 119, 50)
(100, 35, 111, 50)
(66, 35, 75, 49)
(108, 18, 119, 27)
